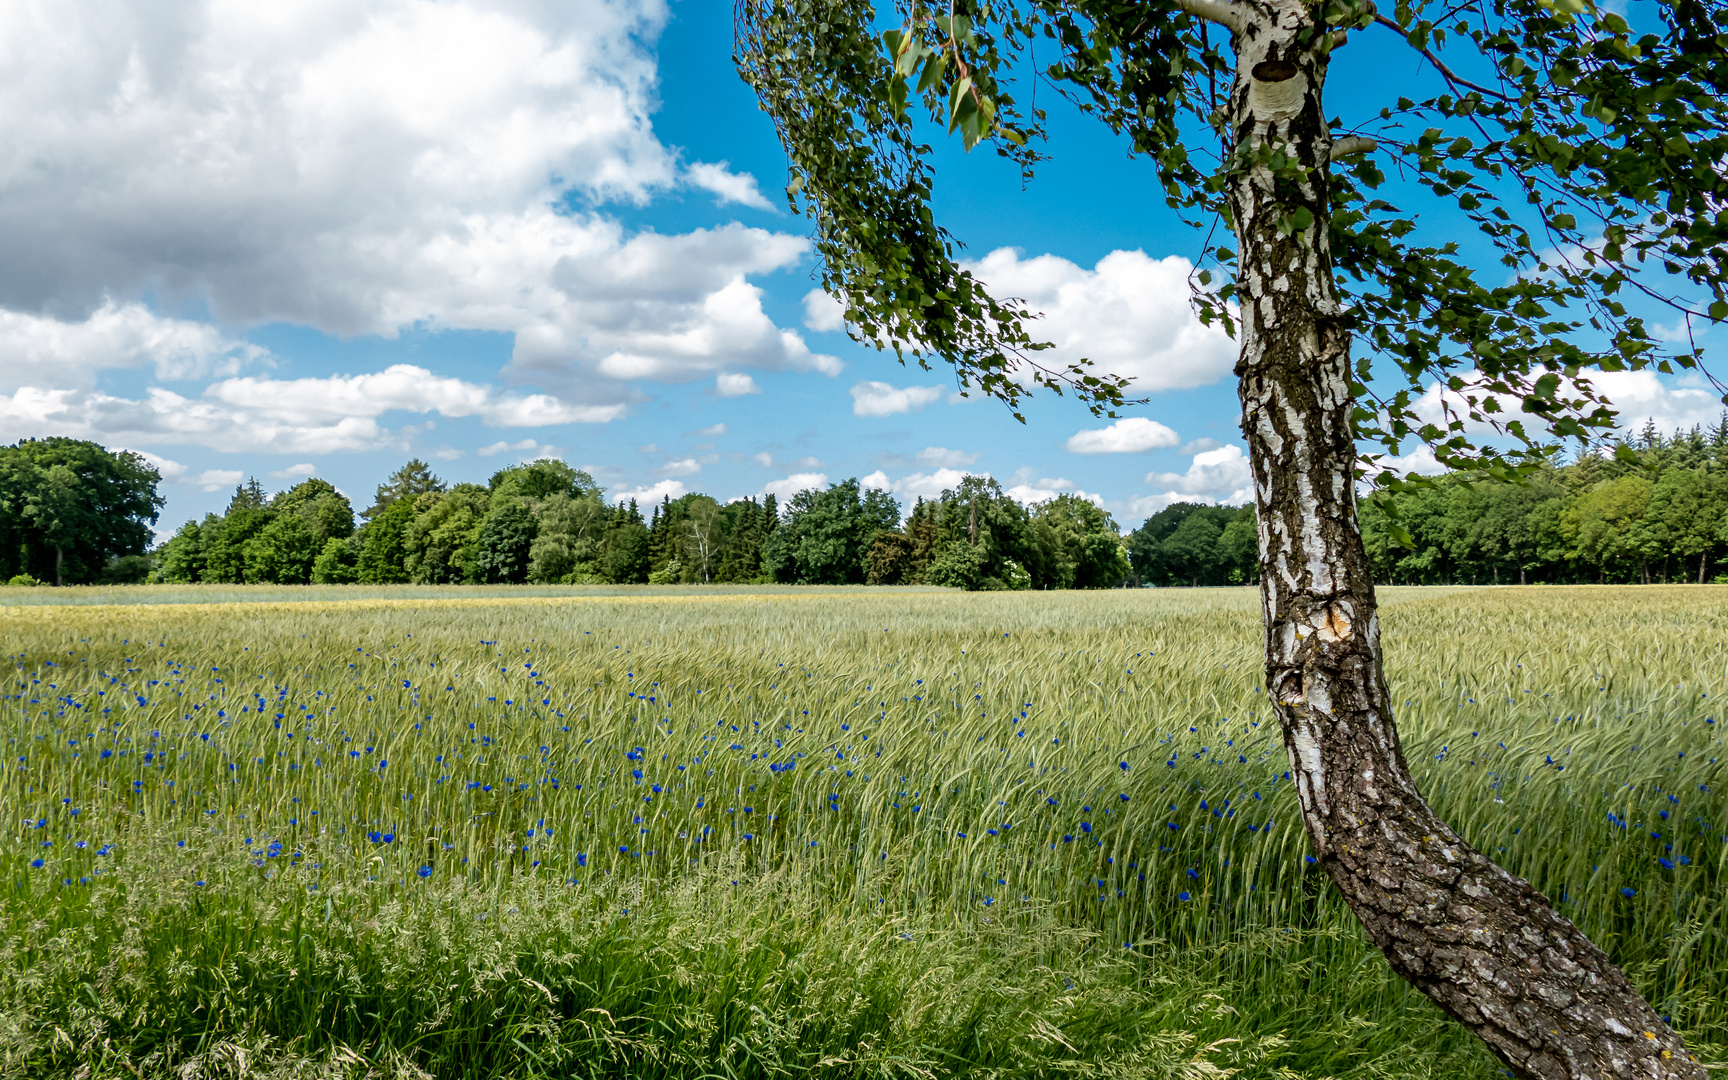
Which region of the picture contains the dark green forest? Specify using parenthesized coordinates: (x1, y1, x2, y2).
(7, 418, 1728, 589)
(144, 459, 1133, 591)
(0, 438, 163, 586)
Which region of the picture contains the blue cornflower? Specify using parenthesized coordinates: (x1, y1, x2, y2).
(417, 865, 433, 878)
(1178, 891, 1192, 901)
(1621, 887, 1637, 898)
(30, 859, 43, 869)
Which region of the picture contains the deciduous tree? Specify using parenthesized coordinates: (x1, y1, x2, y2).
(736, 0, 1727, 1073)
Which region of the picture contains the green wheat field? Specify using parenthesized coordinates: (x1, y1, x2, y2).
(1, 585, 1723, 1079)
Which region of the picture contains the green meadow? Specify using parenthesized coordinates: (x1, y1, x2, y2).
(1, 585, 1723, 1079)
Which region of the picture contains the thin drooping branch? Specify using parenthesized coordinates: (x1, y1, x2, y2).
(1373, 14, 1510, 100)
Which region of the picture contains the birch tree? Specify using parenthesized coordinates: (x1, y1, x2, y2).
(734, 0, 1728, 1076)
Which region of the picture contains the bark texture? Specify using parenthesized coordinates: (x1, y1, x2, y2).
(1221, 3, 1707, 1077)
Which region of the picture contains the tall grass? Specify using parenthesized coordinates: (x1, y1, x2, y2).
(1, 585, 1723, 1079)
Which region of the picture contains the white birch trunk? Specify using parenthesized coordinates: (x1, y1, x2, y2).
(1212, 2, 1708, 1076)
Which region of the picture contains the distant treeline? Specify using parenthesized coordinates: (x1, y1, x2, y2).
(1357, 418, 1728, 585)
(9, 415, 1726, 590)
(149, 459, 1135, 590)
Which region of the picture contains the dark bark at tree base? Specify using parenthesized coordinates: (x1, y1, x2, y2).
(1223, 3, 1707, 1076)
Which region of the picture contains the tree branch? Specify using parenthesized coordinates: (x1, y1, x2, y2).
(1174, 0, 1247, 36)
(1331, 136, 1378, 160)
(1373, 15, 1510, 101)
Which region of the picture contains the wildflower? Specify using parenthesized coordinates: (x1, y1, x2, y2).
(417, 865, 433, 878)
(1621, 887, 1637, 898)
(1178, 891, 1191, 901)
(30, 859, 43, 868)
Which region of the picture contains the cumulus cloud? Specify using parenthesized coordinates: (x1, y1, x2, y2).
(0, 302, 269, 391)
(1065, 417, 1180, 454)
(696, 423, 727, 436)
(761, 472, 828, 501)
(915, 446, 979, 467)
(269, 463, 317, 480)
(1407, 369, 1725, 444)
(610, 478, 687, 505)
(477, 438, 540, 457)
(192, 469, 244, 492)
(1181, 437, 1224, 454)
(0, 364, 613, 454)
(860, 470, 892, 491)
(0, 1, 841, 436)
(1002, 467, 1101, 506)
(1142, 444, 1255, 504)
(207, 365, 620, 427)
(882, 468, 976, 502)
(716, 373, 761, 397)
(966, 248, 1237, 392)
(850, 380, 943, 417)
(130, 449, 188, 482)
(802, 290, 845, 332)
(1366, 445, 1447, 478)
(660, 457, 703, 477)
(685, 162, 773, 210)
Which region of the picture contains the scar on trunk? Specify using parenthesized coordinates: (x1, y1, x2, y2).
(1315, 603, 1352, 643)
(1249, 59, 1303, 120)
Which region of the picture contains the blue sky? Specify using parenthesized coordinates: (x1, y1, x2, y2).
(0, 0, 1719, 537)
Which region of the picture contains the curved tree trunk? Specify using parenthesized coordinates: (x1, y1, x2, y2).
(1220, 3, 1706, 1077)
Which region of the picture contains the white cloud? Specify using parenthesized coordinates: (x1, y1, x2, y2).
(915, 446, 979, 467)
(430, 446, 464, 460)
(1065, 417, 1180, 455)
(0, 362, 618, 454)
(966, 248, 1237, 392)
(761, 472, 828, 501)
(1366, 445, 1447, 479)
(802, 290, 845, 332)
(1407, 369, 1725, 445)
(860, 470, 892, 491)
(716, 372, 761, 397)
(192, 468, 244, 492)
(478, 438, 540, 457)
(885, 468, 977, 502)
(269, 463, 317, 480)
(850, 380, 943, 417)
(1006, 477, 1104, 506)
(660, 457, 702, 477)
(685, 162, 773, 210)
(610, 479, 687, 505)
(207, 365, 622, 427)
(0, 1, 843, 428)
(697, 422, 727, 436)
(1142, 444, 1255, 504)
(1181, 437, 1224, 454)
(130, 450, 187, 483)
(0, 302, 268, 391)
(1587, 370, 1725, 437)
(0, 385, 388, 454)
